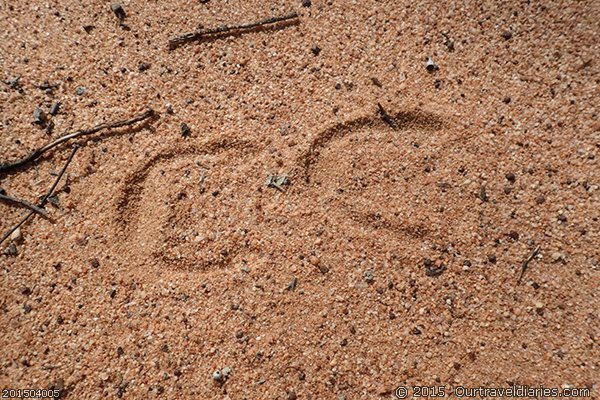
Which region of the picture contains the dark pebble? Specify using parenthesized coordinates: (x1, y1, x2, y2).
(424, 259, 445, 277)
(311, 45, 321, 56)
(505, 172, 516, 183)
(111, 3, 126, 20)
(371, 77, 383, 88)
(90, 258, 100, 268)
(487, 254, 497, 264)
(21, 287, 32, 296)
(83, 25, 95, 33)
(479, 186, 489, 202)
(508, 231, 519, 241)
(501, 30, 513, 40)
(138, 62, 150, 72)
(535, 195, 546, 204)
(287, 391, 298, 400)
(23, 304, 33, 313)
(503, 96, 512, 104)
(235, 331, 244, 339)
(45, 120, 55, 135)
(557, 214, 567, 223)
(75, 86, 86, 95)
(33, 108, 47, 125)
(109, 288, 117, 298)
(180, 123, 191, 137)
(301, 0, 311, 7)
(298, 372, 306, 381)
(411, 327, 422, 335)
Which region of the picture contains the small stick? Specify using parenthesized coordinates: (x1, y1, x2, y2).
(0, 109, 154, 174)
(517, 246, 541, 284)
(169, 12, 299, 49)
(377, 103, 398, 130)
(0, 193, 49, 217)
(0, 146, 79, 246)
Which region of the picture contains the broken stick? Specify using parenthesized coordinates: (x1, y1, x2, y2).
(0, 109, 154, 174)
(517, 245, 541, 284)
(168, 12, 299, 49)
(0, 193, 49, 218)
(0, 145, 79, 246)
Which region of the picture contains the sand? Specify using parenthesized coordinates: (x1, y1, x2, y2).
(0, 0, 598, 398)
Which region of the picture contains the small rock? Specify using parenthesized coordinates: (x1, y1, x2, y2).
(287, 391, 298, 400)
(83, 25, 95, 33)
(287, 277, 297, 291)
(371, 77, 383, 88)
(3, 242, 18, 256)
(501, 30, 513, 40)
(535, 195, 546, 204)
(180, 123, 191, 137)
(111, 3, 126, 21)
(487, 254, 497, 264)
(301, 0, 311, 7)
(551, 252, 565, 262)
(508, 231, 519, 241)
(222, 367, 232, 378)
(503, 96, 512, 104)
(424, 259, 445, 277)
(23, 304, 33, 313)
(212, 370, 223, 382)
(363, 270, 374, 284)
(311, 45, 321, 56)
(33, 108, 47, 125)
(557, 214, 567, 223)
(49, 101, 61, 115)
(10, 227, 22, 242)
(75, 86, 86, 96)
(90, 258, 100, 268)
(425, 57, 438, 72)
(505, 172, 516, 183)
(165, 103, 174, 114)
(138, 62, 150, 72)
(479, 185, 489, 202)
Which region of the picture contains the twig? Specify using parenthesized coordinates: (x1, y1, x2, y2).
(517, 246, 541, 284)
(168, 12, 299, 49)
(0, 193, 49, 217)
(377, 103, 398, 130)
(0, 146, 79, 246)
(0, 109, 154, 174)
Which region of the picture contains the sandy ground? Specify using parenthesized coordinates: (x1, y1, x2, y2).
(1, 0, 598, 398)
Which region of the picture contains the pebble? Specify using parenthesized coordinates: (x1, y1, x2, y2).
(311, 45, 321, 56)
(212, 370, 223, 382)
(501, 30, 513, 40)
(33, 108, 47, 125)
(10, 227, 22, 242)
(505, 172, 516, 182)
(222, 367, 232, 378)
(75, 86, 86, 95)
(363, 270, 374, 283)
(138, 62, 150, 72)
(301, 0, 311, 7)
(425, 57, 438, 72)
(180, 123, 191, 137)
(49, 101, 61, 115)
(111, 3, 126, 21)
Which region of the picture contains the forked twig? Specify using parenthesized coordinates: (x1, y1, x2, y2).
(0, 146, 79, 246)
(168, 12, 299, 49)
(517, 246, 541, 284)
(0, 109, 154, 174)
(0, 193, 49, 217)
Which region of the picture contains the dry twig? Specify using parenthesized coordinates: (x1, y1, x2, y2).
(0, 193, 49, 217)
(0, 146, 79, 246)
(517, 246, 541, 284)
(168, 12, 299, 49)
(0, 109, 154, 173)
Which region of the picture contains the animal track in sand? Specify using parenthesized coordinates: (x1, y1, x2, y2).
(300, 109, 478, 247)
(115, 140, 263, 271)
(114, 108, 475, 273)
